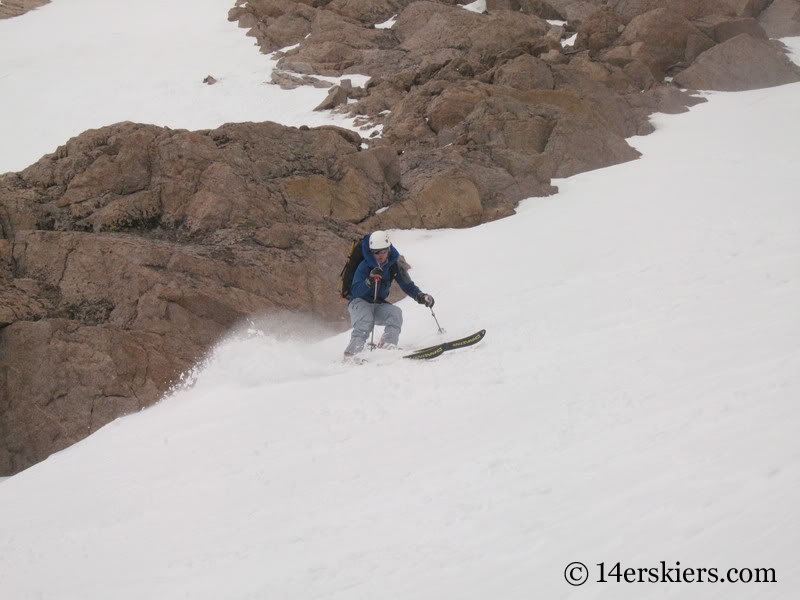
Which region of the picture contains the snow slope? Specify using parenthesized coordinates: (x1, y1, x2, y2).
(1, 1, 799, 597)
(0, 0, 366, 174)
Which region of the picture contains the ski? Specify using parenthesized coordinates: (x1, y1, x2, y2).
(403, 329, 486, 360)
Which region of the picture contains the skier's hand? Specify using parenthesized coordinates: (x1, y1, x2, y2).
(367, 267, 383, 287)
(416, 292, 435, 308)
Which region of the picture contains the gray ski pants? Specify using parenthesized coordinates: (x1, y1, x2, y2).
(345, 298, 403, 355)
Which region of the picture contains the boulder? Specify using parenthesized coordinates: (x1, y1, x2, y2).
(617, 8, 715, 78)
(271, 70, 333, 89)
(427, 85, 490, 133)
(386, 80, 641, 184)
(493, 55, 556, 90)
(673, 34, 800, 91)
(540, 0, 604, 25)
(758, 0, 800, 38)
(274, 1, 553, 81)
(717, 0, 772, 17)
(366, 169, 484, 229)
(228, 0, 317, 54)
(663, 0, 739, 19)
(396, 2, 549, 67)
(327, 0, 408, 24)
(277, 10, 398, 76)
(575, 10, 627, 52)
(314, 79, 353, 110)
(540, 48, 570, 64)
(606, 0, 762, 21)
(604, 0, 662, 21)
(553, 58, 648, 135)
(692, 15, 768, 43)
(623, 60, 657, 90)
(0, 120, 406, 474)
(0, 319, 185, 474)
(517, 0, 568, 21)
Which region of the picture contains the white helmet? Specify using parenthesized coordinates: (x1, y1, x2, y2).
(369, 230, 391, 251)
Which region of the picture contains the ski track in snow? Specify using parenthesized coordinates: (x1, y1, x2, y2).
(0, 2, 799, 597)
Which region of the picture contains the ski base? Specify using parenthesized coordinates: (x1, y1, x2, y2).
(403, 329, 486, 360)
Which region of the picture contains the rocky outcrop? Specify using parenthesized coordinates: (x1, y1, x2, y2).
(4, 0, 795, 475)
(575, 10, 627, 53)
(758, 0, 800, 38)
(608, 8, 715, 78)
(0, 121, 397, 474)
(542, 0, 603, 24)
(606, 0, 757, 21)
(0, 0, 49, 19)
(674, 34, 800, 91)
(692, 15, 768, 43)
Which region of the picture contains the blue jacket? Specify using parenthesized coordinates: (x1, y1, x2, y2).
(349, 236, 422, 303)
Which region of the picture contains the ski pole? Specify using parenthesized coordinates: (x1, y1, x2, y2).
(430, 307, 445, 334)
(369, 273, 380, 350)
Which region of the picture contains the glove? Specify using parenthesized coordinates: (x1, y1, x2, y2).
(366, 266, 383, 287)
(416, 292, 435, 308)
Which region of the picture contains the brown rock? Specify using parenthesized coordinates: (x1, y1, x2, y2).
(606, 0, 764, 21)
(1, 0, 731, 477)
(0, 120, 402, 474)
(314, 80, 353, 110)
(553, 58, 648, 135)
(640, 84, 707, 115)
(604, 0, 661, 21)
(623, 60, 656, 89)
(717, 0, 772, 17)
(0, 0, 49, 19)
(277, 9, 398, 77)
(673, 34, 800, 91)
(271, 70, 333, 89)
(270, 1, 551, 85)
(576, 10, 627, 52)
(327, 0, 405, 24)
(494, 55, 556, 90)
(387, 80, 641, 186)
(372, 170, 484, 229)
(758, 0, 800, 38)
(0, 319, 182, 474)
(503, 89, 641, 178)
(618, 8, 715, 78)
(0, 280, 50, 327)
(397, 2, 549, 67)
(541, 0, 604, 25)
(540, 48, 570, 64)
(427, 85, 489, 133)
(693, 15, 768, 43)
(228, 0, 317, 54)
(663, 0, 737, 19)
(518, 0, 568, 21)
(253, 223, 298, 249)
(488, 0, 568, 19)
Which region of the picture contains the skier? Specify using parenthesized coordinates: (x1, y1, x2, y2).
(344, 231, 434, 359)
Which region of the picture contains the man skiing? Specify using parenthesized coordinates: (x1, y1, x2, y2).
(344, 230, 434, 359)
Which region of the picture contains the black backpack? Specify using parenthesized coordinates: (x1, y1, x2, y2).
(339, 237, 398, 298)
(339, 239, 365, 298)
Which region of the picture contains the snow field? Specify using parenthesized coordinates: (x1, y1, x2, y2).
(0, 0, 798, 595)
